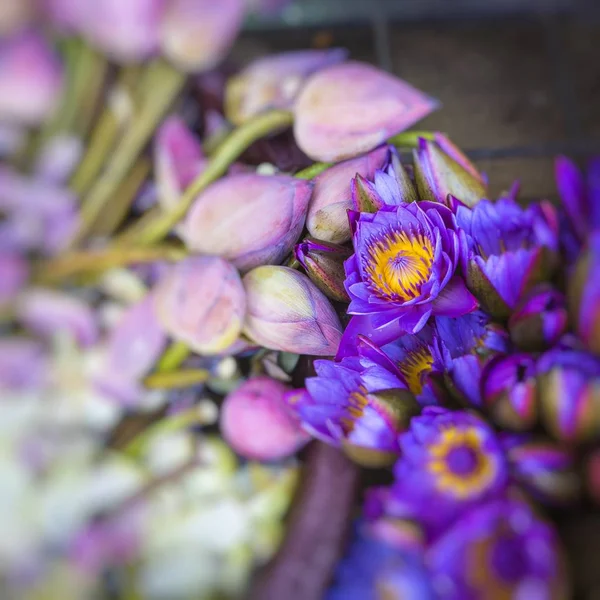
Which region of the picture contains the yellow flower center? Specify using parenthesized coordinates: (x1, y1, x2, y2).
(341, 385, 369, 433)
(428, 427, 496, 499)
(364, 230, 434, 301)
(399, 346, 434, 396)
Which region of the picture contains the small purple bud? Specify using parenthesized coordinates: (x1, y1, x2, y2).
(306, 145, 388, 244)
(82, 0, 164, 62)
(503, 436, 581, 506)
(0, 338, 48, 391)
(351, 173, 384, 213)
(220, 376, 310, 460)
(155, 116, 206, 212)
(17, 288, 98, 347)
(295, 238, 351, 303)
(154, 256, 246, 355)
(225, 49, 347, 125)
(242, 265, 343, 356)
(537, 348, 600, 443)
(568, 232, 600, 355)
(0, 252, 28, 307)
(294, 61, 438, 162)
(508, 285, 568, 352)
(160, 0, 245, 72)
(0, 31, 63, 125)
(413, 136, 486, 209)
(182, 174, 313, 271)
(481, 354, 538, 431)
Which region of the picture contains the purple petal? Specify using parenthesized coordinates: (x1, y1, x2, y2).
(431, 276, 478, 317)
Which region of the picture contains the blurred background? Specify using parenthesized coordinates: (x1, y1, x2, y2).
(240, 0, 600, 203)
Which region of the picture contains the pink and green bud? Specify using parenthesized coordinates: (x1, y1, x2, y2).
(220, 376, 310, 460)
(351, 173, 384, 213)
(568, 232, 600, 355)
(182, 173, 313, 271)
(0, 32, 63, 126)
(295, 238, 351, 303)
(154, 256, 246, 355)
(155, 115, 206, 212)
(508, 285, 568, 352)
(481, 354, 538, 431)
(503, 436, 581, 506)
(82, 0, 164, 63)
(413, 135, 486, 209)
(537, 348, 600, 443)
(159, 0, 245, 72)
(225, 48, 347, 125)
(293, 61, 438, 162)
(17, 288, 98, 348)
(306, 145, 388, 244)
(242, 265, 343, 356)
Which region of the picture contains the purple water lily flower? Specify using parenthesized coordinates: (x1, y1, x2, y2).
(344, 202, 476, 341)
(555, 155, 600, 255)
(537, 347, 600, 442)
(427, 497, 568, 600)
(285, 358, 420, 467)
(433, 311, 510, 408)
(355, 326, 446, 406)
(457, 198, 558, 318)
(392, 407, 508, 534)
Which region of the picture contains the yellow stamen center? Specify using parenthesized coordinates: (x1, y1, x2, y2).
(428, 427, 496, 499)
(364, 229, 434, 301)
(399, 346, 434, 396)
(341, 385, 369, 433)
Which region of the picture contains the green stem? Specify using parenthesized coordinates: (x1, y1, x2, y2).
(295, 161, 333, 179)
(125, 109, 294, 247)
(72, 60, 186, 246)
(156, 340, 191, 372)
(123, 404, 212, 458)
(36, 244, 187, 283)
(143, 368, 210, 390)
(69, 66, 141, 197)
(387, 130, 436, 147)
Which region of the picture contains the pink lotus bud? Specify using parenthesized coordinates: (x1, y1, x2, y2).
(242, 265, 343, 356)
(306, 145, 388, 244)
(225, 49, 347, 125)
(182, 173, 313, 271)
(413, 136, 487, 209)
(220, 376, 309, 460)
(17, 288, 98, 347)
(0, 32, 63, 126)
(154, 256, 246, 355)
(155, 116, 206, 212)
(82, 0, 164, 63)
(0, 0, 34, 36)
(0, 252, 28, 307)
(160, 0, 245, 72)
(294, 61, 438, 162)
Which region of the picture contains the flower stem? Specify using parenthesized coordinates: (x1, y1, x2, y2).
(35, 244, 187, 284)
(122, 109, 294, 247)
(143, 369, 210, 390)
(69, 65, 141, 197)
(72, 60, 186, 246)
(294, 161, 333, 179)
(387, 129, 436, 147)
(156, 340, 191, 372)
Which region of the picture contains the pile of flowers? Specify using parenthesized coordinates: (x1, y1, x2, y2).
(1, 0, 599, 598)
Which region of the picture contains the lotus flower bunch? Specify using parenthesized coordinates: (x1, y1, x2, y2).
(1, 2, 599, 596)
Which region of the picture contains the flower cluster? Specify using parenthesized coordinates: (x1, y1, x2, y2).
(3, 0, 600, 596)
